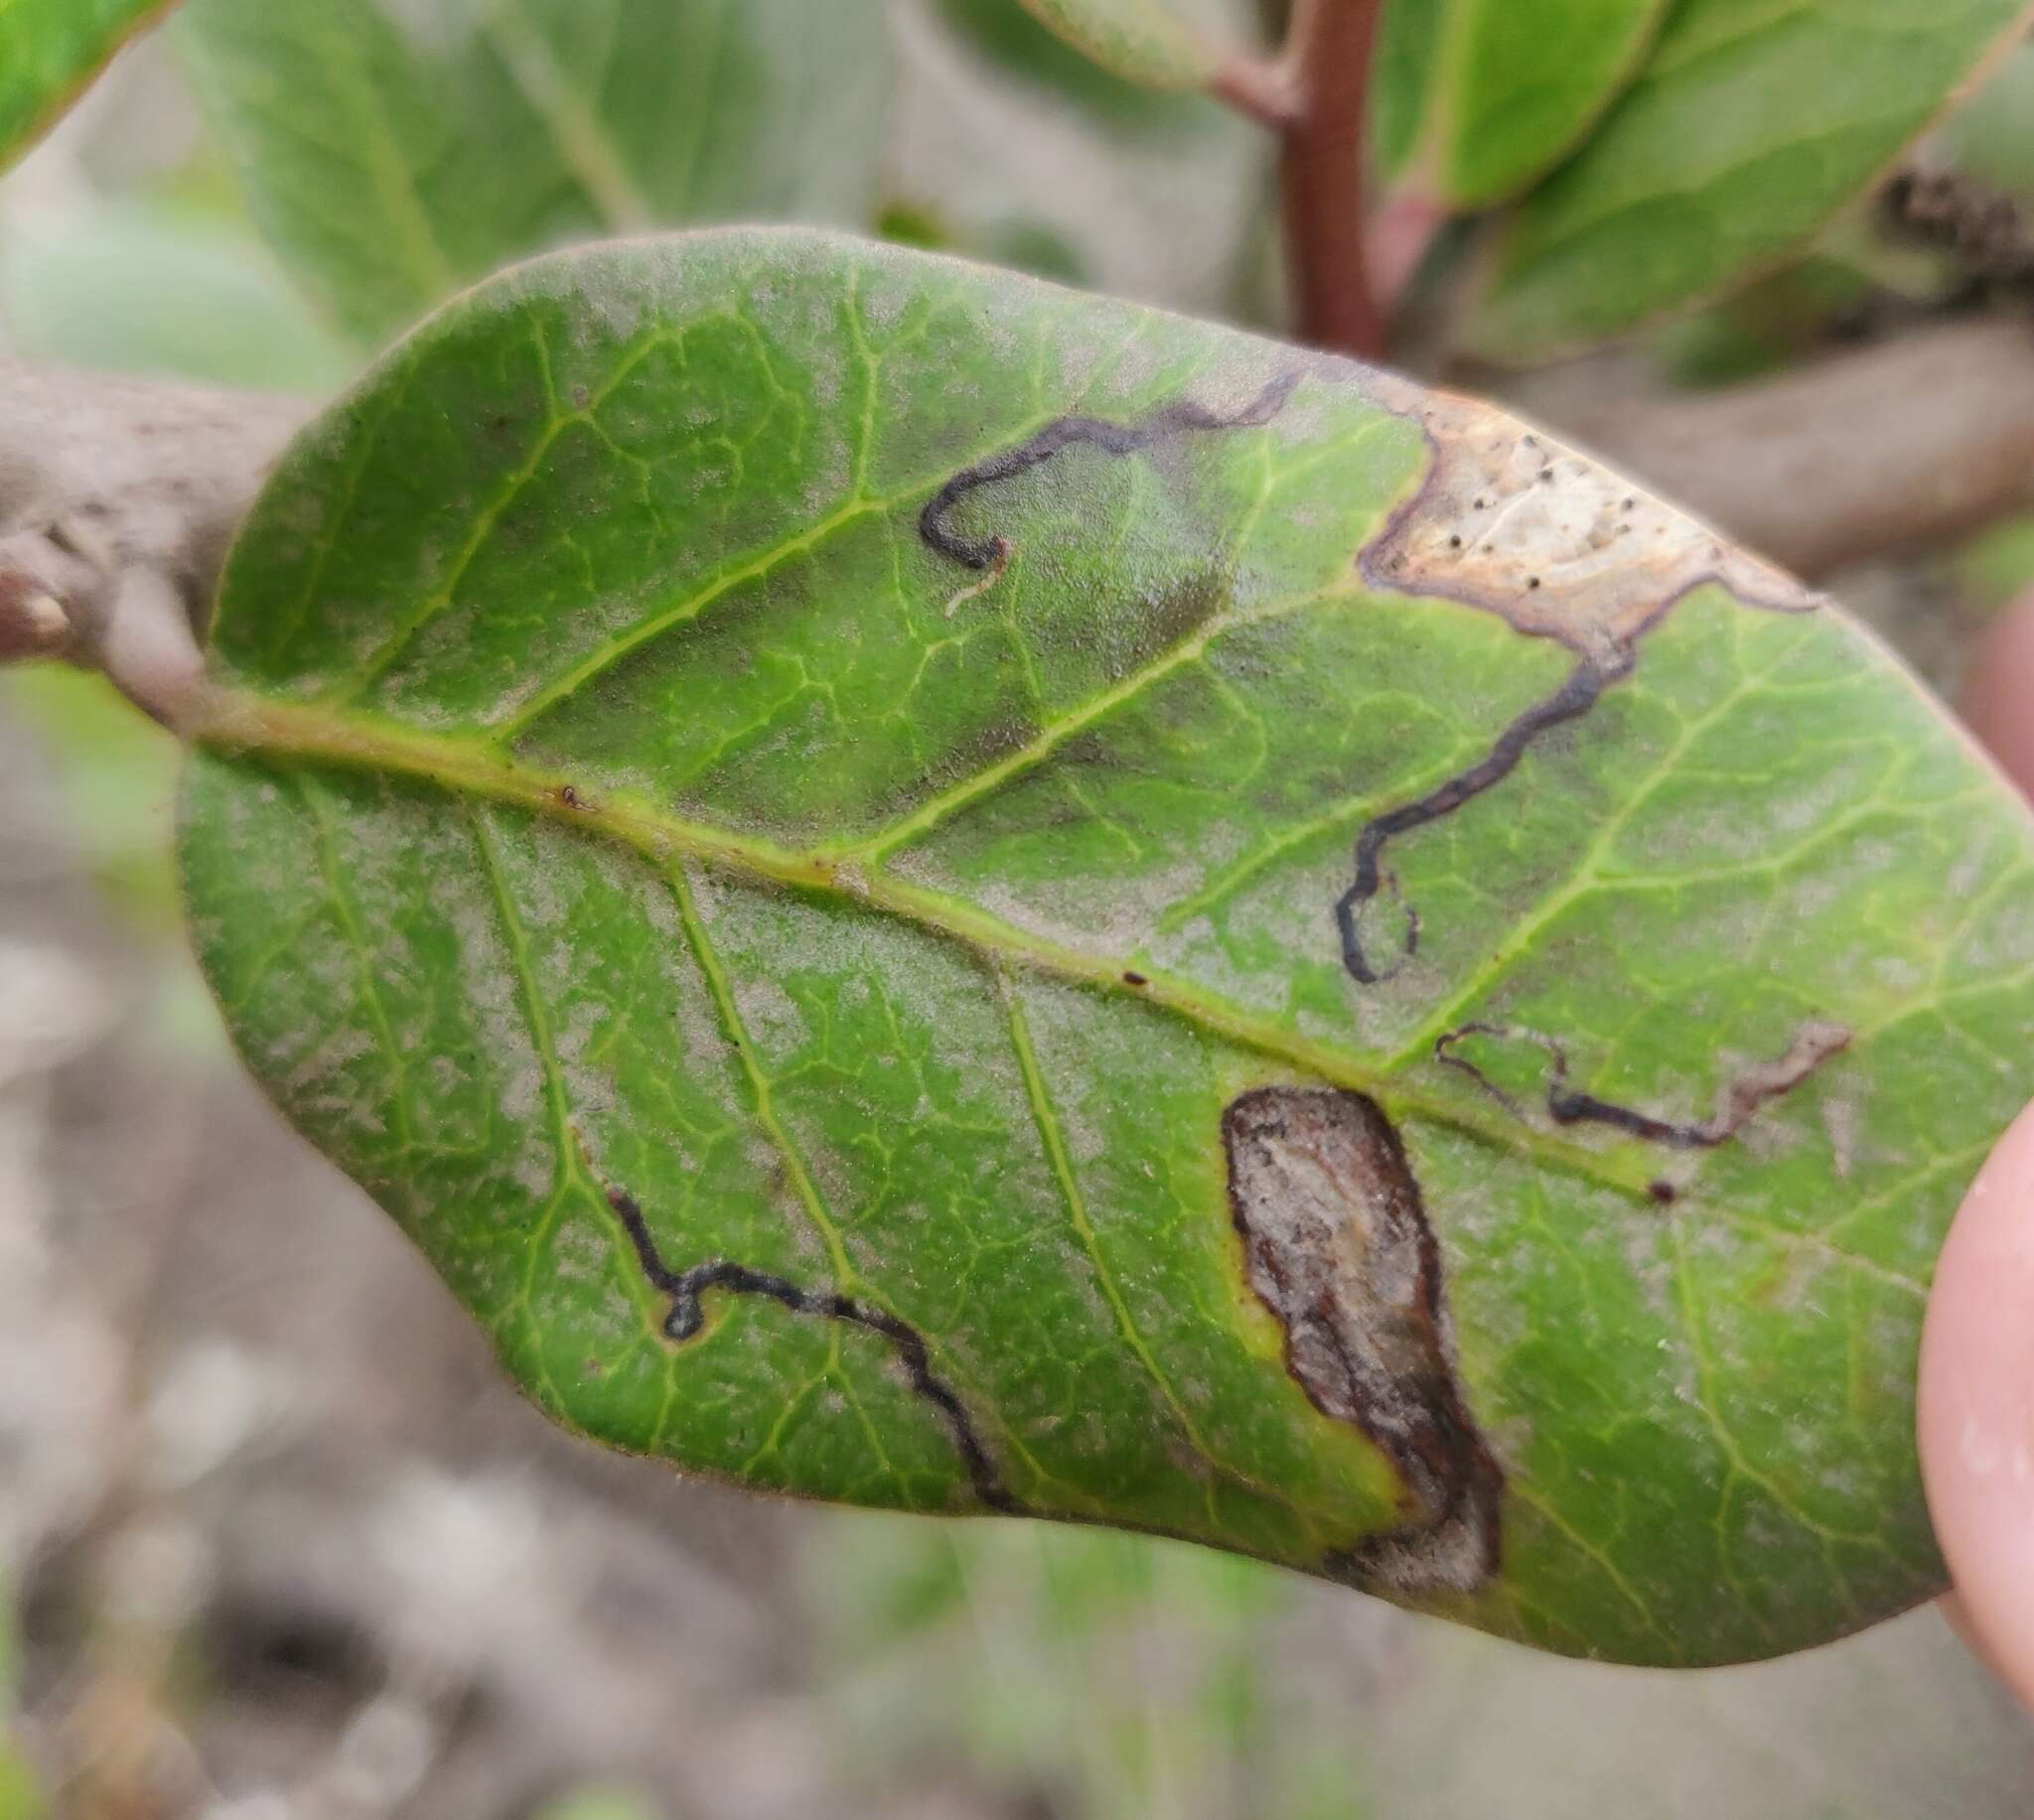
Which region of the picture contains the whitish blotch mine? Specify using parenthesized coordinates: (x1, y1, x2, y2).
(1338, 381, 1826, 984)
(1223, 1086, 1504, 1597)
(1360, 381, 1817, 664)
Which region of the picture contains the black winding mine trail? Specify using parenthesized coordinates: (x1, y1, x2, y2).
(605, 1187, 1023, 1514)
(1335, 652, 1630, 985)
(916, 379, 1847, 1178)
(913, 375, 1627, 997)
(918, 371, 1301, 571)
(1434, 1021, 1853, 1154)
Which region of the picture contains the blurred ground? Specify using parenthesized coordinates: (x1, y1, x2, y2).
(5, 10, 2034, 1817)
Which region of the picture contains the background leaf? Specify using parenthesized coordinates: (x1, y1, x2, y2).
(935, 0, 1214, 134)
(1373, 0, 1668, 209)
(174, 0, 892, 343)
(177, 229, 2034, 1667)
(1650, 201, 1952, 387)
(0, 0, 174, 171)
(0, 1576, 42, 1820)
(1013, 0, 1227, 88)
(1926, 32, 2034, 198)
(1466, 0, 2030, 358)
(0, 195, 352, 391)
(1956, 514, 2034, 615)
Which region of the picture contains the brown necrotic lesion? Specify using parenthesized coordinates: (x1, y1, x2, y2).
(1223, 1086, 1504, 1598)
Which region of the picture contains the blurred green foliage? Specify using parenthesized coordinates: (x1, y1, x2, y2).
(878, 200, 1093, 287)
(0, 197, 349, 391)
(0, 0, 172, 172)
(1373, 0, 1664, 209)
(0, 665, 183, 931)
(810, 1516, 1371, 1820)
(1931, 40, 2034, 202)
(1656, 209, 1951, 389)
(1465, 0, 2024, 356)
(936, 0, 1213, 135)
(1011, 0, 1228, 90)
(533, 1786, 660, 1820)
(1955, 515, 2034, 617)
(177, 0, 892, 343)
(0, 1586, 43, 1820)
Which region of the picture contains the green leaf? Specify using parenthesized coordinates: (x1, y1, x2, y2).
(0, 196, 353, 393)
(936, 0, 1212, 133)
(1955, 513, 2034, 616)
(174, 0, 891, 343)
(1466, 0, 2029, 359)
(1373, 0, 1668, 209)
(533, 1789, 657, 1820)
(1653, 204, 1952, 388)
(0, 1579, 40, 1820)
(1928, 35, 2034, 200)
(178, 229, 2034, 1666)
(0, 0, 174, 171)
(2, 665, 183, 929)
(1014, 0, 1225, 88)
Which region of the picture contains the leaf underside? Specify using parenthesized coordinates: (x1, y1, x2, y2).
(0, 0, 174, 171)
(175, 0, 891, 343)
(178, 229, 2034, 1666)
(1467, 0, 2030, 358)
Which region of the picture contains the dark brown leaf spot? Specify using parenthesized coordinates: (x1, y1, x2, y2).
(1223, 1087, 1504, 1598)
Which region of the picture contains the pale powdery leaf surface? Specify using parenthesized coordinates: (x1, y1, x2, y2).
(179, 230, 2034, 1666)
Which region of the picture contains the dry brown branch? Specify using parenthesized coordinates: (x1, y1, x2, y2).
(1561, 318, 2034, 579)
(0, 361, 308, 726)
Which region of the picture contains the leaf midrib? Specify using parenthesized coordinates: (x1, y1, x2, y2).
(189, 689, 1935, 1304)
(186, 688, 1679, 1197)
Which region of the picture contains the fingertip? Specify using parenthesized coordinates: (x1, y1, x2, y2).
(1919, 1098, 2034, 1712)
(1961, 590, 2034, 801)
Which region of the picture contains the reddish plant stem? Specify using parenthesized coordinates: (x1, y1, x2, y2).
(1209, 51, 1298, 129)
(1367, 185, 1446, 320)
(1277, 0, 1388, 359)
